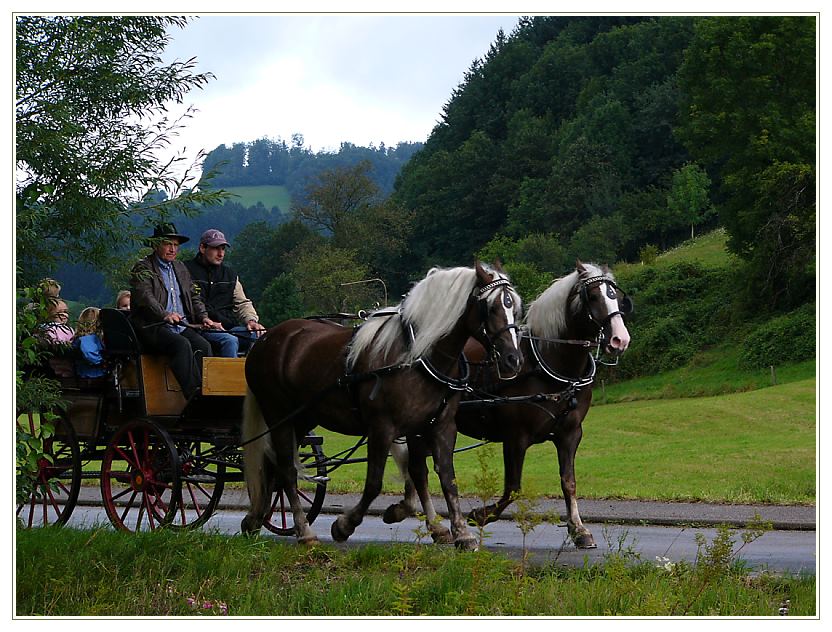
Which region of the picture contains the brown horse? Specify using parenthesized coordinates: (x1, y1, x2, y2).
(241, 262, 523, 549)
(385, 261, 631, 548)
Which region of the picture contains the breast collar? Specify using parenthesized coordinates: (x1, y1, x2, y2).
(527, 332, 597, 388)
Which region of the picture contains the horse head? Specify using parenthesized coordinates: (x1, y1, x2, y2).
(576, 260, 632, 356)
(469, 261, 523, 378)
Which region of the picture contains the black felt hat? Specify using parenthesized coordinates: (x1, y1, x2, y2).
(148, 223, 190, 245)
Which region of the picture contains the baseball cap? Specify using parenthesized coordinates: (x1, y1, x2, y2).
(200, 229, 230, 248)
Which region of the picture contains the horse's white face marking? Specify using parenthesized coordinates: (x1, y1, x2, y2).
(502, 289, 519, 349)
(601, 281, 630, 352)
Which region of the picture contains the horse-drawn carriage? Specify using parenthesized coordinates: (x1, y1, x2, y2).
(18, 261, 631, 551)
(16, 306, 328, 535)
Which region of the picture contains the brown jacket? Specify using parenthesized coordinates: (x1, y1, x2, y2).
(129, 254, 208, 329)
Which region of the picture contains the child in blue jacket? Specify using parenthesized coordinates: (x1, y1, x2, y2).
(72, 307, 106, 378)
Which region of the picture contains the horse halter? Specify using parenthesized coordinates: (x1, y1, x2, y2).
(471, 277, 521, 379)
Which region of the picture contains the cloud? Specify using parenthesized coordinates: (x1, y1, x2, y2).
(162, 14, 520, 156)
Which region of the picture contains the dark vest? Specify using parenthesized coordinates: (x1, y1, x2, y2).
(185, 255, 239, 329)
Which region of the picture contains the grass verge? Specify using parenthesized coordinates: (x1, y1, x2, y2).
(16, 527, 815, 616)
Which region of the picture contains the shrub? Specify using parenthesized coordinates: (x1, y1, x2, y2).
(639, 244, 659, 265)
(612, 262, 734, 379)
(738, 304, 816, 369)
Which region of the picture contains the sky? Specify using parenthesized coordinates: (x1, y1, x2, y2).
(161, 14, 522, 164)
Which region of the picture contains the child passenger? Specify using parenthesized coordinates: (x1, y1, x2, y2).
(42, 299, 75, 345)
(72, 307, 107, 378)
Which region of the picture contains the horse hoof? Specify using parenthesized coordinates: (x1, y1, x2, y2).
(430, 526, 453, 544)
(382, 503, 412, 524)
(454, 537, 479, 552)
(572, 531, 597, 549)
(298, 534, 320, 546)
(240, 517, 260, 535)
(331, 517, 352, 542)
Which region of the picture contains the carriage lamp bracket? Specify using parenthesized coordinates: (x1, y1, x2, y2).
(339, 278, 388, 308)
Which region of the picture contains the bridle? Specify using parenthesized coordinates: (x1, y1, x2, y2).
(575, 275, 633, 366)
(470, 277, 522, 380)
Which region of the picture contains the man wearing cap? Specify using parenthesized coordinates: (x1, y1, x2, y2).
(130, 224, 223, 398)
(184, 228, 266, 358)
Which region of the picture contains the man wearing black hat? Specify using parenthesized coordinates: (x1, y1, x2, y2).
(130, 224, 223, 398)
(185, 228, 266, 357)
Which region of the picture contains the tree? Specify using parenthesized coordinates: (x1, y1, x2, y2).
(666, 163, 715, 239)
(15, 16, 221, 492)
(676, 16, 815, 310)
(293, 160, 380, 241)
(288, 243, 376, 314)
(16, 16, 222, 285)
(229, 219, 320, 304)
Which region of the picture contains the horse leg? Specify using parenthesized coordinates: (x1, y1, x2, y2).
(281, 428, 320, 545)
(382, 441, 420, 524)
(406, 436, 452, 544)
(555, 429, 596, 549)
(430, 425, 477, 551)
(468, 440, 527, 527)
(331, 429, 393, 542)
(240, 390, 274, 535)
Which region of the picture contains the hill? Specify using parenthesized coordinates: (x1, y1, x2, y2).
(601, 229, 815, 385)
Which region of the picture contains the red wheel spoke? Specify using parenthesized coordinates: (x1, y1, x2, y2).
(119, 490, 139, 524)
(184, 483, 203, 515)
(279, 491, 288, 529)
(113, 444, 140, 470)
(297, 488, 313, 504)
(143, 494, 155, 530)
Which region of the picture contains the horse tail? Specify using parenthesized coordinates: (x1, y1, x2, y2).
(242, 387, 274, 518)
(389, 441, 410, 481)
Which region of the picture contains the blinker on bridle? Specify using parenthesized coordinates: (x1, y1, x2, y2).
(578, 275, 633, 326)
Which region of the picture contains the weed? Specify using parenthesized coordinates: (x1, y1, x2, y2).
(510, 490, 560, 575)
(670, 516, 773, 615)
(468, 442, 500, 548)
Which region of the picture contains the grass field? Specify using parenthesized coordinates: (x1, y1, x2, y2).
(315, 377, 816, 505)
(599, 352, 815, 403)
(615, 228, 734, 275)
(223, 185, 291, 211)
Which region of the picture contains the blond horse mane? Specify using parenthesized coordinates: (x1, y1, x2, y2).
(346, 263, 518, 369)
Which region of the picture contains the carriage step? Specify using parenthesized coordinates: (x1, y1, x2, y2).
(301, 434, 323, 446)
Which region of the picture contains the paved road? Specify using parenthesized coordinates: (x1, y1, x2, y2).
(71, 490, 816, 575)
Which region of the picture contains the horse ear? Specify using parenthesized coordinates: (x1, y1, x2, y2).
(601, 264, 610, 274)
(492, 258, 505, 272)
(576, 259, 586, 274)
(475, 260, 490, 283)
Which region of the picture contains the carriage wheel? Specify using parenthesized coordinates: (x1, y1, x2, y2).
(264, 437, 328, 536)
(168, 440, 226, 530)
(100, 419, 180, 532)
(16, 412, 81, 528)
